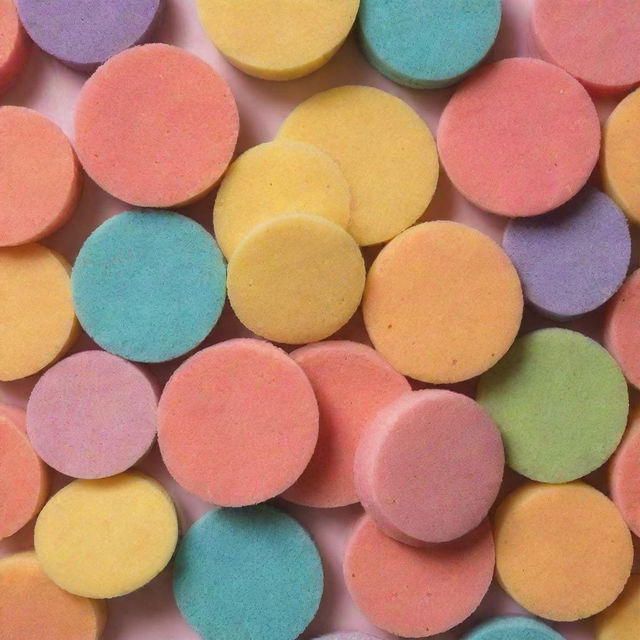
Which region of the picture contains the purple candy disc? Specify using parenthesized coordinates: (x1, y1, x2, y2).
(16, 0, 164, 71)
(503, 187, 631, 320)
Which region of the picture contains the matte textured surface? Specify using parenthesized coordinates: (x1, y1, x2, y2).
(594, 575, 640, 640)
(0, 0, 29, 93)
(16, 0, 164, 71)
(213, 140, 351, 258)
(533, 0, 640, 94)
(0, 552, 106, 640)
(314, 635, 382, 640)
(27, 350, 159, 479)
(75, 43, 238, 207)
(359, 0, 501, 88)
(34, 472, 178, 599)
(439, 58, 600, 217)
(463, 617, 565, 639)
(196, 0, 359, 80)
(72, 211, 226, 363)
(278, 85, 438, 245)
(283, 341, 410, 508)
(344, 516, 495, 637)
(503, 187, 630, 319)
(495, 483, 633, 622)
(477, 328, 628, 483)
(174, 505, 323, 640)
(158, 339, 319, 506)
(227, 213, 365, 344)
(364, 221, 522, 383)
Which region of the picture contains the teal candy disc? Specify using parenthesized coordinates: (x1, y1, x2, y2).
(463, 616, 565, 639)
(358, 0, 501, 89)
(174, 505, 324, 640)
(72, 210, 226, 363)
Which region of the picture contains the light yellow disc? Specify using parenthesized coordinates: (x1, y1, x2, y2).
(34, 472, 178, 599)
(227, 213, 365, 344)
(278, 85, 439, 245)
(0, 244, 78, 381)
(195, 0, 360, 80)
(213, 140, 351, 258)
(602, 88, 640, 224)
(595, 576, 640, 640)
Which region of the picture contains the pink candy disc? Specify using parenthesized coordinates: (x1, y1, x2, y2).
(27, 350, 158, 479)
(355, 389, 504, 544)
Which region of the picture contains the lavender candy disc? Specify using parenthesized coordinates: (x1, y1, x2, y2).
(503, 187, 631, 320)
(16, 0, 164, 71)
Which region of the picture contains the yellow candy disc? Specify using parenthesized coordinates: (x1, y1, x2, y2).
(595, 576, 640, 640)
(34, 472, 178, 599)
(0, 244, 78, 381)
(214, 140, 351, 258)
(227, 213, 365, 344)
(195, 0, 359, 80)
(278, 85, 439, 246)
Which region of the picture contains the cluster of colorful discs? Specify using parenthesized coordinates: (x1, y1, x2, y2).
(4, 0, 640, 640)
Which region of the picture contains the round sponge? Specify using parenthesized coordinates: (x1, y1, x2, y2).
(0, 244, 78, 381)
(27, 350, 159, 479)
(462, 617, 564, 640)
(494, 482, 633, 621)
(363, 221, 522, 384)
(72, 211, 226, 363)
(0, 0, 29, 94)
(0, 407, 48, 539)
(477, 328, 628, 483)
(213, 140, 351, 259)
(278, 85, 438, 246)
(359, 0, 501, 89)
(282, 340, 410, 508)
(174, 504, 323, 640)
(438, 58, 600, 217)
(75, 43, 238, 208)
(195, 0, 359, 81)
(0, 106, 81, 246)
(503, 187, 630, 320)
(0, 552, 106, 640)
(227, 213, 365, 344)
(602, 89, 640, 224)
(34, 472, 178, 599)
(158, 339, 319, 506)
(533, 0, 640, 95)
(355, 390, 504, 545)
(605, 270, 640, 388)
(16, 0, 164, 71)
(314, 635, 381, 640)
(344, 515, 495, 637)
(594, 575, 640, 640)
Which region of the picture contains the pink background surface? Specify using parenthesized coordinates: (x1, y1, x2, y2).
(0, 0, 636, 638)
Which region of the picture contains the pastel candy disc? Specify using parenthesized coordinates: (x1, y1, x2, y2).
(314, 635, 382, 640)
(477, 328, 628, 483)
(438, 58, 600, 217)
(278, 85, 438, 246)
(174, 505, 323, 640)
(359, 0, 501, 88)
(495, 482, 633, 621)
(72, 211, 226, 363)
(355, 390, 504, 544)
(227, 214, 365, 344)
(503, 187, 631, 319)
(533, 0, 640, 94)
(0, 552, 106, 640)
(594, 576, 640, 640)
(0, 106, 81, 246)
(0, 244, 78, 381)
(34, 472, 178, 599)
(363, 221, 523, 384)
(344, 516, 495, 637)
(195, 0, 359, 81)
(0, 0, 29, 93)
(75, 43, 238, 207)
(213, 140, 351, 259)
(27, 350, 159, 479)
(16, 0, 164, 71)
(462, 617, 565, 640)
(158, 339, 319, 506)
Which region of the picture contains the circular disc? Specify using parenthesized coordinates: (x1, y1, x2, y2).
(595, 575, 640, 640)
(462, 617, 565, 640)
(0, 0, 29, 94)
